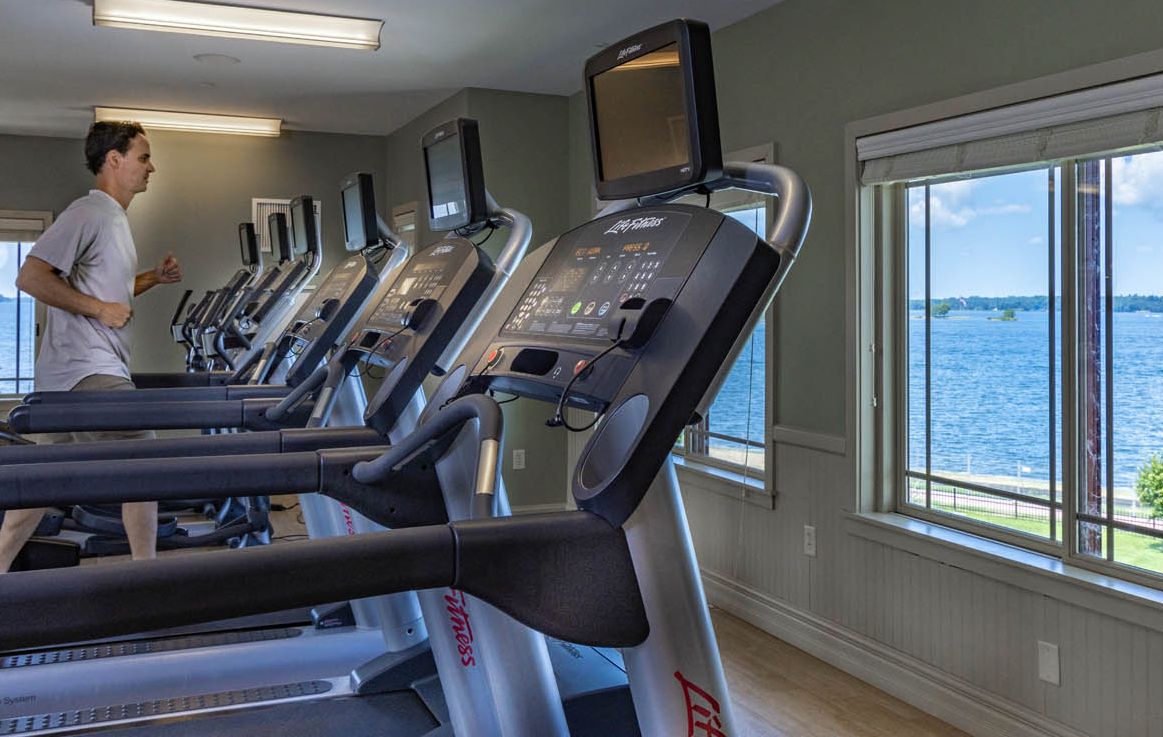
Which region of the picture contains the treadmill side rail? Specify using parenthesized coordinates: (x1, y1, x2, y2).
(0, 512, 646, 652)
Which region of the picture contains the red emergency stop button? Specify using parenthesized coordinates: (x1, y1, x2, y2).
(573, 359, 590, 377)
(486, 348, 503, 368)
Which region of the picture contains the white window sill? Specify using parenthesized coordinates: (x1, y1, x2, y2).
(846, 511, 1163, 633)
(672, 453, 774, 509)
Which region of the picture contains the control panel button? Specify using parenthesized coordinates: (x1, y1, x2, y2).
(573, 359, 592, 379)
(486, 347, 504, 368)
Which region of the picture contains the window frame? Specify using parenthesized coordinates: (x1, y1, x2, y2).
(670, 143, 776, 488)
(0, 209, 50, 399)
(863, 144, 1163, 591)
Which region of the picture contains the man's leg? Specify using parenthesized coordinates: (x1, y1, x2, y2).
(121, 502, 159, 560)
(0, 508, 54, 573)
(72, 374, 159, 561)
(0, 431, 74, 573)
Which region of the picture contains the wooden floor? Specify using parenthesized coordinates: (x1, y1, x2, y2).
(81, 501, 966, 737)
(714, 608, 968, 737)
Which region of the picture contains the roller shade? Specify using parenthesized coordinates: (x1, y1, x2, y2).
(0, 211, 52, 243)
(859, 73, 1163, 184)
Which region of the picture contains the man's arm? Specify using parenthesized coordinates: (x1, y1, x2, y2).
(17, 256, 130, 328)
(135, 253, 183, 296)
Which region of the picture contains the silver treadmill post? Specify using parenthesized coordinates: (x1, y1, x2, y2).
(419, 423, 569, 737)
(617, 161, 810, 736)
(620, 456, 736, 735)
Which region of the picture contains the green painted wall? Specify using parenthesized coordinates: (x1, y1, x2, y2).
(125, 128, 388, 374)
(568, 0, 1163, 437)
(0, 134, 92, 215)
(0, 129, 388, 376)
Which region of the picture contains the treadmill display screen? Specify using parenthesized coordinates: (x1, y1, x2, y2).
(238, 224, 257, 266)
(290, 202, 309, 256)
(425, 136, 467, 227)
(592, 43, 690, 182)
(341, 182, 366, 251)
(502, 211, 692, 342)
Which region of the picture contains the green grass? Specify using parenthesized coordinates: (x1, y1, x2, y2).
(929, 502, 1163, 575)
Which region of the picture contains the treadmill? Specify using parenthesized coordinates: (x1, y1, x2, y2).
(0, 19, 811, 737)
(197, 222, 296, 371)
(185, 224, 266, 372)
(0, 119, 538, 727)
(7, 191, 406, 434)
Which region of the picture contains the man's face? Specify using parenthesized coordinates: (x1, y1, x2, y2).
(110, 135, 155, 193)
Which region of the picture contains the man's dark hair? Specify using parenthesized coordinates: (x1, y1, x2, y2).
(84, 121, 146, 175)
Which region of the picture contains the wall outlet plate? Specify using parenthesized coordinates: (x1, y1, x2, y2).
(1037, 641, 1060, 686)
(512, 448, 526, 470)
(803, 525, 817, 557)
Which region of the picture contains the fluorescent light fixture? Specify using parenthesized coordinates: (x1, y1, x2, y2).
(93, 0, 383, 51)
(95, 107, 283, 137)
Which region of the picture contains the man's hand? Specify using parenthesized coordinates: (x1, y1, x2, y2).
(96, 301, 132, 328)
(155, 254, 182, 284)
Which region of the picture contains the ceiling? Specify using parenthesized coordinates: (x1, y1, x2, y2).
(0, 0, 781, 139)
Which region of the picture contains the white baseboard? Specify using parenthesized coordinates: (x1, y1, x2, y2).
(702, 570, 1089, 737)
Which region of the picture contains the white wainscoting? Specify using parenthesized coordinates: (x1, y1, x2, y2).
(679, 436, 1163, 737)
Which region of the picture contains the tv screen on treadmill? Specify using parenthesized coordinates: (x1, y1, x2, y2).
(238, 223, 256, 266)
(592, 43, 690, 182)
(425, 135, 468, 227)
(290, 201, 309, 256)
(341, 182, 365, 251)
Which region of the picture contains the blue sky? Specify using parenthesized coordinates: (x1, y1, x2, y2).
(908, 149, 1163, 299)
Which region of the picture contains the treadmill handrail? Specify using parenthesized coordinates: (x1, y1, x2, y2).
(0, 511, 647, 652)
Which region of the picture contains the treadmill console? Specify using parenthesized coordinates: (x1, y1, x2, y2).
(469, 206, 714, 411)
(357, 237, 495, 433)
(434, 202, 782, 524)
(281, 253, 378, 385)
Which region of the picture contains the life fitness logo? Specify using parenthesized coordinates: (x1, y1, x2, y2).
(604, 216, 666, 236)
(444, 589, 477, 667)
(340, 503, 357, 535)
(675, 671, 727, 737)
(617, 42, 643, 60)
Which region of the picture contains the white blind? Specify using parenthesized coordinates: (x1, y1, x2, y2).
(0, 210, 52, 243)
(859, 73, 1163, 184)
(252, 198, 321, 254)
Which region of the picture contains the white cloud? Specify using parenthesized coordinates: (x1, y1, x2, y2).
(1136, 245, 1155, 253)
(1113, 150, 1163, 207)
(0, 248, 9, 271)
(933, 179, 977, 204)
(1028, 236, 1044, 245)
(908, 180, 1031, 229)
(980, 204, 1032, 215)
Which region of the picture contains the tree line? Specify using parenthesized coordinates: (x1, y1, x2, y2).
(910, 295, 1163, 313)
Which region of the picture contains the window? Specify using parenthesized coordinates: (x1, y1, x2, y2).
(674, 145, 773, 479)
(0, 210, 49, 397)
(860, 78, 1163, 586)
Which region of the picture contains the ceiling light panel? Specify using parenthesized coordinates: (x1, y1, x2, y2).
(93, 0, 383, 50)
(95, 107, 282, 137)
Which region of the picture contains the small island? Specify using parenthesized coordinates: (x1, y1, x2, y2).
(989, 309, 1017, 322)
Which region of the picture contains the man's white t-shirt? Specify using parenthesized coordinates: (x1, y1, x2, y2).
(28, 189, 137, 391)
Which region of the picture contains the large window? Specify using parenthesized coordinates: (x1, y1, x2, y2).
(0, 241, 37, 396)
(673, 146, 773, 479)
(678, 201, 768, 477)
(862, 83, 1163, 586)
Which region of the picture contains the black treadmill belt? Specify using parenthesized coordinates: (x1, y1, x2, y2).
(38, 692, 439, 737)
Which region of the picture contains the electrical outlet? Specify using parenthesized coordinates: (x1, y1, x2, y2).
(512, 449, 526, 470)
(803, 525, 817, 557)
(1037, 641, 1060, 686)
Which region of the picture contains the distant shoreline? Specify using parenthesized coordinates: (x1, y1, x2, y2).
(909, 296, 1163, 313)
